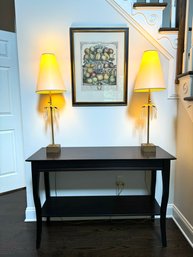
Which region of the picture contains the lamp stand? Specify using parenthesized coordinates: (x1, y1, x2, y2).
(141, 91, 156, 153)
(46, 94, 61, 154)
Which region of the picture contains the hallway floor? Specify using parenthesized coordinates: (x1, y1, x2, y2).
(0, 189, 193, 257)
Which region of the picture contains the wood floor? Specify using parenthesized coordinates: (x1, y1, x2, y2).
(0, 189, 193, 257)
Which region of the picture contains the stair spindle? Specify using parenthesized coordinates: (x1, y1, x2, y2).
(182, 0, 190, 73)
(189, 18, 193, 71)
(170, 0, 176, 28)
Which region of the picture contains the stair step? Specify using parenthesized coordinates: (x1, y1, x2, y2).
(159, 27, 179, 34)
(177, 71, 193, 79)
(159, 27, 191, 34)
(133, 3, 167, 10)
(184, 97, 193, 101)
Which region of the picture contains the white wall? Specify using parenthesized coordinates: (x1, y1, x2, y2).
(174, 92, 193, 246)
(14, 0, 177, 220)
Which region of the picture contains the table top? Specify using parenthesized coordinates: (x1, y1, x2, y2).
(26, 146, 176, 162)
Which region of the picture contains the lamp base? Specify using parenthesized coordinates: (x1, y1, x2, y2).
(46, 144, 61, 155)
(141, 143, 156, 153)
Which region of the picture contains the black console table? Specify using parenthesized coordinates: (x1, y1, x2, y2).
(26, 146, 175, 249)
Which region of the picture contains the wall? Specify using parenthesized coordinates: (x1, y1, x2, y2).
(14, 0, 177, 220)
(174, 85, 193, 246)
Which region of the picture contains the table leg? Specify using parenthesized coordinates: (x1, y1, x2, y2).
(44, 172, 50, 223)
(160, 160, 170, 247)
(44, 172, 50, 199)
(150, 170, 156, 220)
(32, 164, 42, 249)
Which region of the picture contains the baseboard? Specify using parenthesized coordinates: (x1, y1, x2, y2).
(25, 207, 36, 222)
(25, 203, 193, 247)
(166, 203, 173, 217)
(173, 204, 193, 248)
(25, 203, 174, 222)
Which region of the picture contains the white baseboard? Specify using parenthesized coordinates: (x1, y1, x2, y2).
(25, 204, 193, 248)
(166, 203, 173, 217)
(25, 203, 174, 221)
(173, 204, 193, 248)
(25, 207, 36, 222)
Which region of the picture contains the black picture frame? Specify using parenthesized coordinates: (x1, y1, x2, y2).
(70, 27, 129, 106)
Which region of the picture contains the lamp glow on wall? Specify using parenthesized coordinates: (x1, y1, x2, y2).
(134, 50, 166, 153)
(36, 53, 65, 154)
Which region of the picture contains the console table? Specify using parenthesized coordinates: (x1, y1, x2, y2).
(26, 146, 175, 249)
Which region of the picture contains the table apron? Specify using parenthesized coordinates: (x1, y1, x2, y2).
(32, 159, 168, 172)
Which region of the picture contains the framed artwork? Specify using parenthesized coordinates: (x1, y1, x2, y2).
(70, 27, 129, 106)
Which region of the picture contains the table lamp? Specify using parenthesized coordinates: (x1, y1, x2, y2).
(134, 50, 166, 153)
(36, 53, 65, 154)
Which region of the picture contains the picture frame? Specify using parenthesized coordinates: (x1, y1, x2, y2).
(70, 27, 129, 106)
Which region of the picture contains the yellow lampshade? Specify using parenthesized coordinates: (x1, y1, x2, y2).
(36, 53, 65, 94)
(134, 50, 166, 92)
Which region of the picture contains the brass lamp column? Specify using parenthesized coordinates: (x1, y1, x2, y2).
(36, 53, 65, 154)
(134, 50, 166, 153)
(48, 93, 55, 146)
(146, 90, 151, 145)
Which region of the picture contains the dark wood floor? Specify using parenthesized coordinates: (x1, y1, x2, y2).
(0, 189, 193, 257)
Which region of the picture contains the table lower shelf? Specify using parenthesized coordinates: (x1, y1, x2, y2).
(42, 195, 160, 218)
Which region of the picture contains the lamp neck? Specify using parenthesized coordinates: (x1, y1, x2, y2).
(148, 91, 151, 105)
(147, 90, 151, 144)
(48, 94, 55, 145)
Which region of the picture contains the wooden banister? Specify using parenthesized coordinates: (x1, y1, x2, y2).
(175, 0, 180, 28)
(175, 0, 187, 83)
(134, 0, 188, 83)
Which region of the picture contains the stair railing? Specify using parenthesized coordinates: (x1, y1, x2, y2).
(134, 0, 177, 28)
(175, 0, 187, 80)
(134, 1, 191, 79)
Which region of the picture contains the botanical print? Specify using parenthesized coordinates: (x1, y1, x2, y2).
(70, 27, 128, 105)
(81, 42, 117, 91)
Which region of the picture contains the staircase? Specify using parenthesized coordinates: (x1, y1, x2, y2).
(106, 0, 193, 120)
(175, 0, 193, 122)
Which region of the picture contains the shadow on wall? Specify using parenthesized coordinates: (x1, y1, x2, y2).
(36, 94, 66, 132)
(127, 90, 148, 137)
